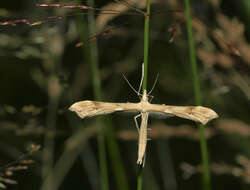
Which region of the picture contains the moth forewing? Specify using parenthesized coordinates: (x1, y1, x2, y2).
(146, 104, 218, 125)
(69, 100, 141, 119)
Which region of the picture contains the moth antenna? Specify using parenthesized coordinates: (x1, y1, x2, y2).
(122, 73, 142, 96)
(148, 73, 159, 95)
(138, 63, 144, 95)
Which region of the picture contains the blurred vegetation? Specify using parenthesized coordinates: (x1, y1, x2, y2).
(0, 0, 250, 189)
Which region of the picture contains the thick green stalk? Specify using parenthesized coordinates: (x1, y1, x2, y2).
(199, 125, 210, 190)
(184, 2, 201, 106)
(105, 118, 129, 190)
(142, 0, 151, 91)
(137, 166, 143, 190)
(85, 1, 108, 190)
(184, 0, 211, 190)
(82, 1, 129, 189)
(137, 0, 151, 190)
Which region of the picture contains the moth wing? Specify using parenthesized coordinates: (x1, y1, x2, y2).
(148, 105, 218, 125)
(69, 101, 139, 119)
(149, 112, 174, 119)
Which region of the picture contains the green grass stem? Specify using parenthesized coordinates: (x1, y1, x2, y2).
(76, 0, 129, 189)
(142, 0, 151, 91)
(85, 1, 109, 188)
(184, 0, 211, 190)
(137, 0, 151, 189)
(137, 166, 143, 190)
(105, 118, 129, 190)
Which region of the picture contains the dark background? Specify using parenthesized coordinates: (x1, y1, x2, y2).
(0, 0, 250, 189)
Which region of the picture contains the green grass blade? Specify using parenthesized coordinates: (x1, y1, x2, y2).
(76, 0, 129, 189)
(83, 0, 108, 189)
(142, 0, 151, 91)
(137, 166, 143, 190)
(105, 118, 129, 190)
(184, 0, 211, 190)
(138, 0, 151, 190)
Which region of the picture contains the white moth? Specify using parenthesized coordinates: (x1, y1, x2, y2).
(69, 65, 218, 166)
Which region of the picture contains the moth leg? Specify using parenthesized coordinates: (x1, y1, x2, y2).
(148, 95, 154, 102)
(134, 113, 141, 133)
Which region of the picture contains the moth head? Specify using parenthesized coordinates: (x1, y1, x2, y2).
(142, 90, 148, 101)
